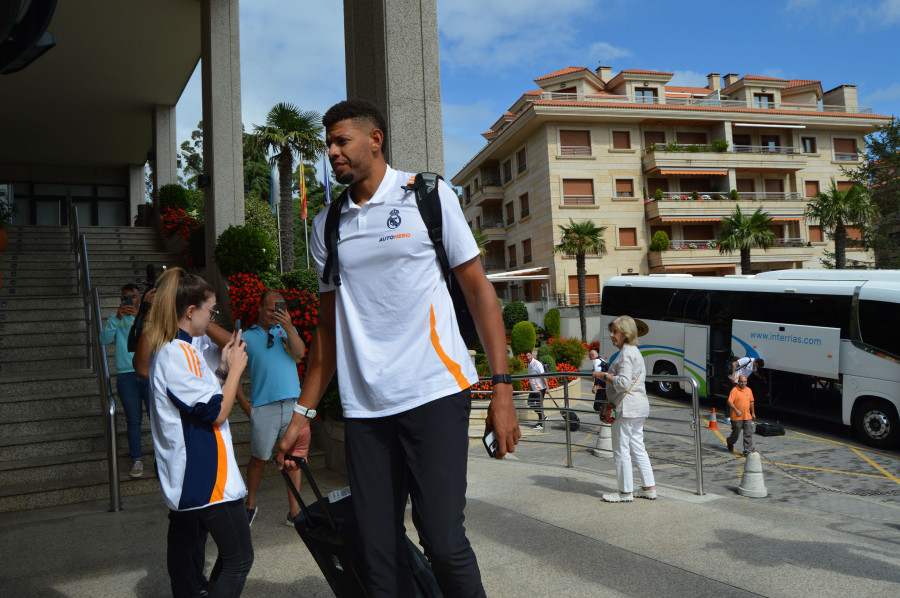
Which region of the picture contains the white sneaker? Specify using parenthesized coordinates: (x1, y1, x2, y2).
(129, 460, 143, 478)
(634, 489, 657, 500)
(602, 492, 633, 503)
(532, 423, 543, 430)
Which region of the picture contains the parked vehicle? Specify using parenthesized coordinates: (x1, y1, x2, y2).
(600, 270, 900, 448)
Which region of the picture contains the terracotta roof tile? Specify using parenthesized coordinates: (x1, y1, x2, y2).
(665, 86, 714, 95)
(524, 89, 543, 96)
(620, 69, 674, 76)
(534, 67, 589, 82)
(742, 74, 790, 82)
(785, 79, 821, 89)
(503, 112, 514, 117)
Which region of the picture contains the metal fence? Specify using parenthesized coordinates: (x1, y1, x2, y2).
(471, 371, 705, 495)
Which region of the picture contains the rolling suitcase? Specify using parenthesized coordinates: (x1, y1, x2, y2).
(280, 456, 442, 598)
(548, 397, 580, 431)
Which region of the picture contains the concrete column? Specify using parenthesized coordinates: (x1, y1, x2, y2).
(344, 0, 444, 176)
(200, 0, 244, 282)
(128, 164, 145, 226)
(151, 104, 177, 201)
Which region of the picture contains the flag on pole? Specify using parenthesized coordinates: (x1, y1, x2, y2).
(298, 158, 307, 220)
(323, 155, 332, 205)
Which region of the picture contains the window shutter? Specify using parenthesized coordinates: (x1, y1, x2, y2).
(809, 225, 823, 243)
(612, 131, 631, 149)
(619, 228, 637, 246)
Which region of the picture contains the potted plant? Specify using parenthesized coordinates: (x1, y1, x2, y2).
(729, 189, 739, 201)
(691, 191, 700, 201)
(654, 188, 665, 202)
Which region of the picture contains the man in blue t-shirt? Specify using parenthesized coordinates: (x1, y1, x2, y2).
(241, 291, 306, 527)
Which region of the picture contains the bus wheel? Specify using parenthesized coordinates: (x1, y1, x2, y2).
(853, 399, 899, 449)
(651, 362, 683, 400)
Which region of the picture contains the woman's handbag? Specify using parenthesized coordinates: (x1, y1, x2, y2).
(598, 373, 643, 424)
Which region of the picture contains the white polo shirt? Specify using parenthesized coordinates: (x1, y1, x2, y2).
(311, 165, 480, 418)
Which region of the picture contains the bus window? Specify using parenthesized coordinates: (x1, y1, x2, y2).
(665, 289, 709, 324)
(858, 299, 900, 359)
(602, 286, 670, 321)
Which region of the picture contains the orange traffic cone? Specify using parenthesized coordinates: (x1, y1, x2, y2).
(708, 408, 719, 430)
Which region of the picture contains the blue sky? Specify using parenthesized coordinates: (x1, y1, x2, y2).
(176, 0, 900, 184)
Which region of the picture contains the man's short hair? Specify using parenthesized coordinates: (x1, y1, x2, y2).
(121, 283, 140, 294)
(323, 99, 388, 155)
(755, 358, 765, 368)
(259, 289, 283, 307)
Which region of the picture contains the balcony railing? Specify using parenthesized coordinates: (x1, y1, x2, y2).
(563, 292, 601, 305)
(483, 260, 506, 272)
(733, 145, 800, 154)
(834, 153, 859, 161)
(664, 237, 806, 250)
(646, 143, 800, 155)
(535, 92, 874, 114)
(523, 254, 532, 264)
(560, 145, 592, 156)
(508, 258, 517, 269)
(520, 207, 530, 218)
(562, 194, 594, 206)
(649, 191, 803, 201)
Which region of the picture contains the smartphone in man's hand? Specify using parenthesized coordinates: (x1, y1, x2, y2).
(275, 301, 286, 313)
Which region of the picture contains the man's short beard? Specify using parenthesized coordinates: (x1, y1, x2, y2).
(336, 172, 354, 185)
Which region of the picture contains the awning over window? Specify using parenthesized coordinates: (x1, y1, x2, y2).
(657, 169, 728, 176)
(486, 267, 550, 281)
(770, 217, 804, 221)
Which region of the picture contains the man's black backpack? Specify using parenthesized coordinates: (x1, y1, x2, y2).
(321, 172, 479, 348)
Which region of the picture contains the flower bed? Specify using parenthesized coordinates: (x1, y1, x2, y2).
(160, 206, 202, 267)
(227, 272, 319, 383)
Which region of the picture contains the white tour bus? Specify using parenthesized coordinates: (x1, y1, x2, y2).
(600, 270, 900, 448)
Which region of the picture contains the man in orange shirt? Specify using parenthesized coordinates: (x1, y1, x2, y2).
(727, 375, 756, 455)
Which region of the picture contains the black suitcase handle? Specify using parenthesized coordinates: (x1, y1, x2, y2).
(279, 455, 341, 536)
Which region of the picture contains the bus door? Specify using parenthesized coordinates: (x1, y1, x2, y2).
(684, 325, 709, 398)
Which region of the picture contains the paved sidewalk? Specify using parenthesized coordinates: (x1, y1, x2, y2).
(1, 456, 899, 597)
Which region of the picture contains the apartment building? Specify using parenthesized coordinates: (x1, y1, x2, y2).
(450, 66, 891, 307)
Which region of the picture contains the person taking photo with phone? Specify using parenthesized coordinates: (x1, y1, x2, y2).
(100, 283, 150, 478)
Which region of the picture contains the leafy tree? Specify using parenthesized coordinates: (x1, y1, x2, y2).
(716, 206, 776, 274)
(806, 179, 878, 269)
(179, 121, 204, 189)
(844, 117, 900, 268)
(247, 103, 327, 271)
(552, 219, 607, 342)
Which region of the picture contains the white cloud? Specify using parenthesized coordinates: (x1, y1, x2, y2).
(667, 70, 708, 88)
(863, 83, 900, 104)
(587, 41, 631, 62)
(784, 0, 900, 29)
(437, 0, 596, 74)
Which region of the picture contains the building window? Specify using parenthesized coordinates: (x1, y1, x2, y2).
(644, 131, 665, 149)
(560, 130, 591, 155)
(618, 227, 637, 247)
(475, 215, 481, 229)
(753, 93, 774, 108)
(502, 160, 512, 183)
(837, 181, 853, 191)
(733, 134, 751, 152)
(833, 138, 858, 161)
(634, 87, 657, 104)
(845, 226, 863, 243)
(801, 137, 817, 153)
(737, 179, 755, 193)
(516, 147, 527, 173)
(804, 181, 820, 198)
(464, 185, 471, 204)
(612, 131, 631, 149)
(507, 245, 517, 269)
(505, 201, 515, 226)
(520, 192, 530, 218)
(568, 275, 600, 305)
(522, 239, 532, 264)
(615, 179, 634, 197)
(809, 225, 823, 243)
(562, 179, 594, 205)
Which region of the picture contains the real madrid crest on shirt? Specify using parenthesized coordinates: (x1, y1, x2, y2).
(387, 208, 401, 229)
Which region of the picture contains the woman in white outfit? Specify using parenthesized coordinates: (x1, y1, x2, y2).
(594, 315, 656, 502)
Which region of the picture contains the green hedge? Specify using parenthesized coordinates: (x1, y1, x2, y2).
(510, 321, 536, 356)
(543, 308, 561, 338)
(214, 224, 276, 277)
(280, 269, 320, 297)
(548, 337, 587, 367)
(650, 230, 670, 252)
(502, 301, 529, 329)
(158, 184, 191, 212)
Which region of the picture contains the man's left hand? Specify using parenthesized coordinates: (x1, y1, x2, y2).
(484, 383, 520, 458)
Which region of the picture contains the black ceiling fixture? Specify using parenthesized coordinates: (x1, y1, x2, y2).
(0, 0, 58, 75)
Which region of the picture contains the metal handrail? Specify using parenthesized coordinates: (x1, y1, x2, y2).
(471, 371, 704, 495)
(68, 201, 121, 512)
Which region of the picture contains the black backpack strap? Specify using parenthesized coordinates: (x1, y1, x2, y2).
(320, 187, 350, 287)
(403, 173, 451, 284)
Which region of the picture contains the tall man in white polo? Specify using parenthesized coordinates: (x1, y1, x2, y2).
(241, 291, 307, 527)
(277, 99, 520, 597)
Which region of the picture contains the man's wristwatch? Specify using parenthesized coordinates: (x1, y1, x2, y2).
(293, 404, 317, 419)
(491, 374, 512, 385)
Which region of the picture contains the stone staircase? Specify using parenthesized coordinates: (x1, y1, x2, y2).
(0, 225, 319, 512)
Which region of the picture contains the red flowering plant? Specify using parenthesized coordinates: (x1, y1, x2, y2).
(160, 206, 202, 267)
(227, 272, 320, 384)
(587, 340, 600, 353)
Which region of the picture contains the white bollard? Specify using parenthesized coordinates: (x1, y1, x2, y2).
(737, 451, 768, 498)
(592, 422, 613, 458)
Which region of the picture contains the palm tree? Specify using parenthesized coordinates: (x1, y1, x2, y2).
(716, 206, 776, 274)
(553, 219, 607, 341)
(247, 103, 327, 271)
(806, 179, 878, 269)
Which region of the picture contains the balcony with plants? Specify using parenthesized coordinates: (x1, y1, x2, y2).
(645, 188, 808, 221)
(642, 139, 807, 172)
(647, 231, 817, 269)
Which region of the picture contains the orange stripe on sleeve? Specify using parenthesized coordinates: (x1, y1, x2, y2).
(190, 347, 203, 378)
(178, 343, 199, 377)
(209, 426, 227, 503)
(429, 305, 469, 390)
